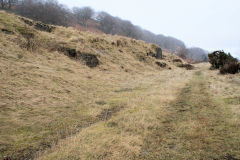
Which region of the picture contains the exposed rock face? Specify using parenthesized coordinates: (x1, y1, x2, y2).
(34, 22, 55, 32)
(155, 47, 162, 59)
(58, 47, 99, 68)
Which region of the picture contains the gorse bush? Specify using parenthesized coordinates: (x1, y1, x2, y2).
(208, 50, 239, 74)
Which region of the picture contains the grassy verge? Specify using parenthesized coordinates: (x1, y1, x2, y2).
(139, 70, 240, 160)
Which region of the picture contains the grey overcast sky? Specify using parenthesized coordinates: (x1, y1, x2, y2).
(58, 0, 240, 58)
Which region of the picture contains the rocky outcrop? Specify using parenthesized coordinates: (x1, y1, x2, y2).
(20, 17, 33, 26)
(19, 18, 55, 32)
(34, 22, 55, 32)
(58, 47, 99, 68)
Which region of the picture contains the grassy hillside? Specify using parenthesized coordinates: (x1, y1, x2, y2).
(0, 11, 240, 160)
(0, 11, 185, 159)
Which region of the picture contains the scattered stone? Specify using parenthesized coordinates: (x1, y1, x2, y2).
(20, 17, 33, 26)
(147, 51, 155, 57)
(155, 62, 167, 68)
(1, 29, 14, 35)
(34, 22, 55, 32)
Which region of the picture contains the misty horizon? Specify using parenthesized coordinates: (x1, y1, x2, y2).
(58, 0, 240, 59)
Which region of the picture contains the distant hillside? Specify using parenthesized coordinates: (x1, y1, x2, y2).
(1, 0, 208, 62)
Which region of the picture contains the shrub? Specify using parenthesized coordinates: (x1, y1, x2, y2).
(208, 50, 238, 69)
(220, 62, 240, 74)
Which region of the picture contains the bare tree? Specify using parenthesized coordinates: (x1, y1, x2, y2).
(73, 7, 94, 27)
(177, 47, 189, 59)
(0, 0, 18, 9)
(96, 12, 116, 34)
(16, 0, 71, 26)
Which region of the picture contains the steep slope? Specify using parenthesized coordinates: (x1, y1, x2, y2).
(0, 11, 186, 159)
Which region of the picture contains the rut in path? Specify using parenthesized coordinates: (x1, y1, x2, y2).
(139, 71, 240, 160)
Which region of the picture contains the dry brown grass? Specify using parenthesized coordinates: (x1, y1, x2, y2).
(0, 11, 183, 159)
(1, 11, 240, 160)
(37, 64, 240, 160)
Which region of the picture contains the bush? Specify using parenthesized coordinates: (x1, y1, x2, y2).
(208, 50, 239, 74)
(208, 50, 238, 69)
(220, 62, 240, 74)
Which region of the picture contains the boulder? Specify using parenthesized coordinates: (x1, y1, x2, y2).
(156, 47, 162, 59)
(77, 52, 99, 68)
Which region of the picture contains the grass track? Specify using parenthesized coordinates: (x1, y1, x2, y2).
(139, 70, 240, 160)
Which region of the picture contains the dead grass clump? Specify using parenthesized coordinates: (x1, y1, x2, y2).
(173, 59, 182, 63)
(220, 62, 240, 74)
(116, 39, 128, 47)
(177, 63, 195, 70)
